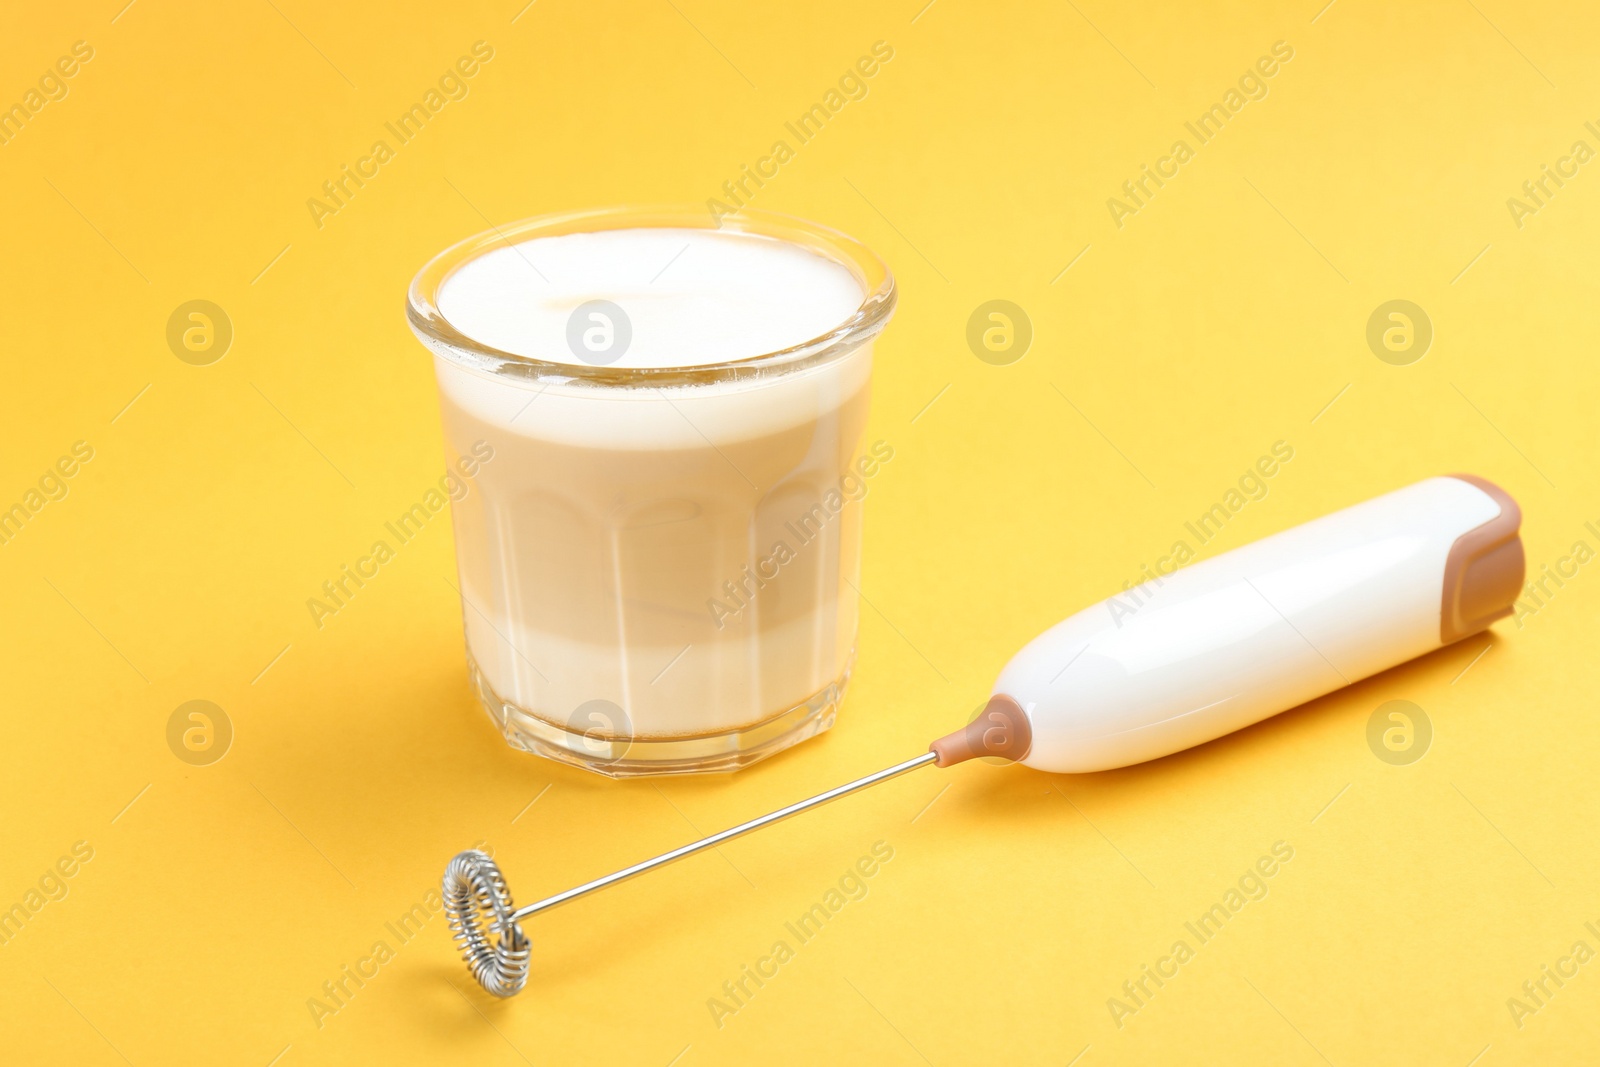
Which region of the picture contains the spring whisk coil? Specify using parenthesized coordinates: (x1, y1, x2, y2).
(442, 850, 531, 997)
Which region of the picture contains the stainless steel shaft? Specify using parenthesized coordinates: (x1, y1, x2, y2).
(512, 750, 936, 920)
(443, 750, 937, 996)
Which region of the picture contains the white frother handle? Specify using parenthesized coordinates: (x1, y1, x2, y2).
(995, 475, 1523, 774)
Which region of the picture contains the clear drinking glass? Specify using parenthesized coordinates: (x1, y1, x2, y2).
(407, 206, 896, 776)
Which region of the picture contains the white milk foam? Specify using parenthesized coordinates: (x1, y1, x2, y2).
(433, 228, 869, 451)
(438, 228, 864, 368)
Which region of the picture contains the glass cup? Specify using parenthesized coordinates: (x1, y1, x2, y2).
(407, 207, 896, 776)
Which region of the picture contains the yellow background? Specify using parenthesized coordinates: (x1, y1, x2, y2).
(3, 0, 1597, 1063)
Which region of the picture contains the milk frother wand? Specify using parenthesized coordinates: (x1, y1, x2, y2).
(444, 474, 1524, 996)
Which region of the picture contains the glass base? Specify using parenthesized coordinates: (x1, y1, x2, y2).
(467, 650, 853, 778)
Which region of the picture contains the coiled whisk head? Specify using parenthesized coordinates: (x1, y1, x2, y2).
(442, 850, 531, 997)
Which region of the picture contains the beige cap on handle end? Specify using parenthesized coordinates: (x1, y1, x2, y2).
(1442, 474, 1525, 643)
(929, 694, 1033, 767)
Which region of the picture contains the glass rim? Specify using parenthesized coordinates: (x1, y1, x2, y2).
(406, 204, 896, 388)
